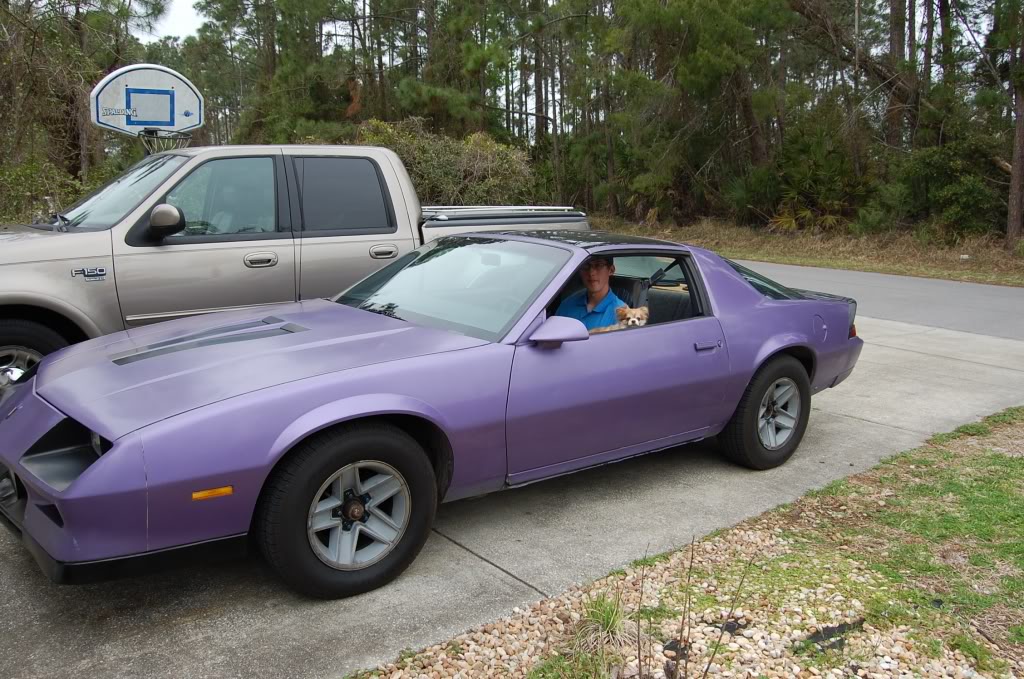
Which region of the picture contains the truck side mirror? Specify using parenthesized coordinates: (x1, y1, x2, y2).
(149, 204, 186, 239)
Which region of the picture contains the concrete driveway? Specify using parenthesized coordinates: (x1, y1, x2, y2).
(2, 264, 1023, 679)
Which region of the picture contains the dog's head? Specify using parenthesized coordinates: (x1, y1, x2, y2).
(615, 306, 650, 327)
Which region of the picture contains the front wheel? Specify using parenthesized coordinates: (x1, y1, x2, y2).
(719, 355, 811, 470)
(0, 320, 69, 385)
(256, 423, 437, 598)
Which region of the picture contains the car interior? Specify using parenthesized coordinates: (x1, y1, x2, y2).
(547, 254, 700, 327)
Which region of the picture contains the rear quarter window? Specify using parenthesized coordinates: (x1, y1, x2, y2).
(724, 259, 802, 300)
(295, 157, 394, 233)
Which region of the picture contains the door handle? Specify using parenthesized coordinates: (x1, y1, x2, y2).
(694, 340, 722, 352)
(369, 244, 399, 259)
(244, 252, 278, 268)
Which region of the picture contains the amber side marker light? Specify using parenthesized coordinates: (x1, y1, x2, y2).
(192, 486, 234, 501)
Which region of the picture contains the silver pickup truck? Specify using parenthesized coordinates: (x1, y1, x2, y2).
(0, 145, 588, 378)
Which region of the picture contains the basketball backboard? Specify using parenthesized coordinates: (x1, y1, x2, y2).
(90, 64, 204, 137)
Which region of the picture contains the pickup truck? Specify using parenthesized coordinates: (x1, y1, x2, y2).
(0, 145, 588, 379)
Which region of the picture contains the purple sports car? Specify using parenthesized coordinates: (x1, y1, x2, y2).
(0, 231, 862, 598)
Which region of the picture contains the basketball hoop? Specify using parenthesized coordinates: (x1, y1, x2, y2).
(91, 63, 205, 152)
(139, 129, 193, 154)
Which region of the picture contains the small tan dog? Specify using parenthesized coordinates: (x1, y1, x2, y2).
(590, 306, 650, 334)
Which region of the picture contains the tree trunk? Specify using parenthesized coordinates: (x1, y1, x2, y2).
(604, 78, 617, 214)
(550, 53, 562, 203)
(73, 0, 90, 178)
(737, 70, 768, 165)
(1009, 39, 1024, 251)
(924, 0, 934, 88)
(938, 0, 952, 86)
(535, 29, 547, 140)
(908, 0, 916, 67)
(886, 0, 906, 148)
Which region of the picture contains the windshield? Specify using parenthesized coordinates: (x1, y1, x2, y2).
(48, 154, 186, 229)
(336, 236, 571, 342)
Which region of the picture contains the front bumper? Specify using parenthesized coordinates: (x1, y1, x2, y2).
(0, 508, 246, 584)
(0, 377, 151, 577)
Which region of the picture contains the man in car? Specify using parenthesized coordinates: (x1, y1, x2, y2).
(555, 255, 627, 330)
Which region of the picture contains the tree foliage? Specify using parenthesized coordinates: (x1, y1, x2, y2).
(2, 0, 1024, 248)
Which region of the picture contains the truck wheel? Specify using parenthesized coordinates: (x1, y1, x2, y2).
(0, 320, 69, 381)
(257, 423, 437, 599)
(719, 355, 811, 470)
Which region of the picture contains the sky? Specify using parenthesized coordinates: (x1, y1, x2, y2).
(139, 0, 206, 43)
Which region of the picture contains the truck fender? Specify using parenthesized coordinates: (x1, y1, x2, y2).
(0, 292, 103, 339)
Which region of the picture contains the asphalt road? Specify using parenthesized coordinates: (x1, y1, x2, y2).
(2, 263, 1023, 679)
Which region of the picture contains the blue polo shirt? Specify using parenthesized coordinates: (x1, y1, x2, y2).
(555, 289, 626, 330)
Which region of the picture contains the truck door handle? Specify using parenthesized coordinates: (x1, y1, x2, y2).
(370, 244, 398, 259)
(244, 252, 278, 268)
(694, 340, 722, 352)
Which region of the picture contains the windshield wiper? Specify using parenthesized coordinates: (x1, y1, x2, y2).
(358, 302, 405, 321)
(49, 213, 70, 232)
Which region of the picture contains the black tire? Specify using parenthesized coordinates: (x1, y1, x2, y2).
(256, 423, 437, 599)
(720, 355, 811, 470)
(0, 319, 70, 365)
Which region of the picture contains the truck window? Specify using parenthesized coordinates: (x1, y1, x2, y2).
(56, 153, 186, 230)
(295, 157, 394, 233)
(165, 157, 276, 237)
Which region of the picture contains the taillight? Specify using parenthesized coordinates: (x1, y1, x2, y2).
(848, 300, 858, 338)
(849, 323, 857, 338)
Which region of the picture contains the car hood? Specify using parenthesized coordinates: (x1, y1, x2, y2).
(0, 223, 63, 240)
(35, 299, 488, 439)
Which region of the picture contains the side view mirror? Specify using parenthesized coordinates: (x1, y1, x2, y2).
(148, 204, 186, 239)
(528, 316, 590, 347)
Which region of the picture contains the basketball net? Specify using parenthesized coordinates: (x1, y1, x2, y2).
(139, 128, 192, 154)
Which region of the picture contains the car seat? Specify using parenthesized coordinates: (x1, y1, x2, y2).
(647, 287, 692, 324)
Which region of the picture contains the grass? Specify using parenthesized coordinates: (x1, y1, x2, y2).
(532, 405, 1024, 677)
(353, 407, 1024, 678)
(594, 215, 1024, 287)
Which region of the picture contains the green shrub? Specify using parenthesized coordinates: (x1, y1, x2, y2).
(356, 118, 535, 205)
(724, 165, 782, 224)
(898, 137, 1006, 238)
(0, 160, 82, 224)
(851, 183, 911, 236)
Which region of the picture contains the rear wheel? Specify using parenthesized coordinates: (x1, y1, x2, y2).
(0, 320, 68, 386)
(720, 355, 811, 470)
(257, 423, 437, 599)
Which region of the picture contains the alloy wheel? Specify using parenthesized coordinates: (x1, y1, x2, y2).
(757, 377, 801, 450)
(306, 461, 411, 571)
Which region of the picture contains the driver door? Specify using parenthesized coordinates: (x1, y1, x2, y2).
(113, 153, 297, 327)
(504, 254, 731, 483)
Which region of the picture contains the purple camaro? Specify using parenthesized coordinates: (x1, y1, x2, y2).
(0, 231, 862, 598)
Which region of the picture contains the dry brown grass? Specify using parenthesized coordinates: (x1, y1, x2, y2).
(593, 215, 1024, 288)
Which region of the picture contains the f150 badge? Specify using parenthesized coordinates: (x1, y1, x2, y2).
(72, 267, 107, 282)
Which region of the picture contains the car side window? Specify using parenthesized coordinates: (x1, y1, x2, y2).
(295, 157, 394, 233)
(165, 157, 276, 237)
(550, 253, 701, 333)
